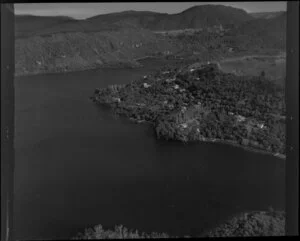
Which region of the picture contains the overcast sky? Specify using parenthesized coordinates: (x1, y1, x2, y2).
(15, 2, 287, 19)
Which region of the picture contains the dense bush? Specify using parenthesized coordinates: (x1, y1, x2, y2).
(73, 225, 169, 239)
(205, 210, 285, 237)
(73, 210, 285, 239)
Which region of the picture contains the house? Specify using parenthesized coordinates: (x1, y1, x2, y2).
(165, 77, 175, 83)
(257, 123, 265, 129)
(162, 50, 172, 56)
(168, 104, 174, 109)
(112, 97, 121, 103)
(180, 123, 188, 129)
(143, 83, 151, 88)
(236, 115, 246, 122)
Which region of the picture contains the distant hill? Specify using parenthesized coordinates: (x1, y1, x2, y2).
(249, 11, 285, 19)
(229, 12, 286, 50)
(234, 12, 286, 36)
(15, 5, 286, 76)
(15, 27, 176, 76)
(15, 15, 76, 38)
(87, 5, 253, 30)
(15, 4, 254, 38)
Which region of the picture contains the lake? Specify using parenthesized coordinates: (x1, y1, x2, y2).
(13, 58, 285, 239)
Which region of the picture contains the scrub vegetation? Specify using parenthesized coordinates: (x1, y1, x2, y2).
(73, 210, 285, 239)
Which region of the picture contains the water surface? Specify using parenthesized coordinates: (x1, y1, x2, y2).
(13, 59, 285, 239)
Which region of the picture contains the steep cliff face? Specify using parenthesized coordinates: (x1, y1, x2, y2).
(15, 28, 175, 76)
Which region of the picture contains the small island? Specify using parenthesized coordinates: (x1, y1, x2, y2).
(91, 62, 286, 158)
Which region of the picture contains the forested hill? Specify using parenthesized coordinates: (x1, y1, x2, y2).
(85, 5, 253, 30)
(15, 4, 254, 38)
(14, 6, 286, 76)
(228, 12, 286, 50)
(234, 12, 286, 35)
(15, 15, 76, 38)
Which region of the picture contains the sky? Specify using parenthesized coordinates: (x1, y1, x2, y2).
(15, 2, 287, 20)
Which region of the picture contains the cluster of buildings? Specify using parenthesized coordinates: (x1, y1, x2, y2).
(234, 113, 266, 130)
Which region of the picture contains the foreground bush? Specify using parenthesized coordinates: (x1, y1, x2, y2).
(205, 210, 285, 237)
(73, 210, 285, 239)
(72, 225, 170, 239)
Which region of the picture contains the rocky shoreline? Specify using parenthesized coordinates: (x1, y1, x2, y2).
(91, 61, 286, 156)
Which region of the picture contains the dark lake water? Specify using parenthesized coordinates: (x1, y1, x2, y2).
(13, 59, 285, 239)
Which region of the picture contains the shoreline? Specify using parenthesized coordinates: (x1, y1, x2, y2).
(15, 52, 285, 77)
(219, 53, 286, 64)
(109, 113, 286, 160)
(194, 137, 286, 160)
(14, 60, 143, 78)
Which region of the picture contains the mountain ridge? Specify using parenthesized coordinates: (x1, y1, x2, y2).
(15, 4, 254, 37)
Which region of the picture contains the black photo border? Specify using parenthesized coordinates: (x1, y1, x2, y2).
(1, 3, 15, 241)
(1, 1, 299, 240)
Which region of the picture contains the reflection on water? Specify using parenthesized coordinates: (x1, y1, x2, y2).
(13, 59, 285, 239)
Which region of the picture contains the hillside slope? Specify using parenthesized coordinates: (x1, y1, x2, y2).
(15, 15, 76, 38)
(228, 12, 286, 50)
(15, 27, 175, 76)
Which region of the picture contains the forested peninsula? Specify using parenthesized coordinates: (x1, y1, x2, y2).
(91, 62, 286, 158)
